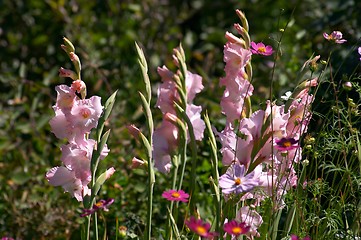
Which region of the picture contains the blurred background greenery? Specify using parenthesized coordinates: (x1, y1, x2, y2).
(0, 0, 360, 239)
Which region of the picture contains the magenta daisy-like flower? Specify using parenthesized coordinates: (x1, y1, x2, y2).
(358, 47, 361, 61)
(219, 163, 259, 195)
(80, 198, 114, 217)
(275, 137, 299, 152)
(250, 42, 274, 56)
(185, 216, 218, 239)
(323, 31, 347, 44)
(223, 220, 250, 236)
(162, 189, 189, 202)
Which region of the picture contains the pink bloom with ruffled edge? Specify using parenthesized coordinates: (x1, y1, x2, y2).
(323, 31, 346, 44)
(250, 42, 274, 56)
(185, 216, 218, 239)
(162, 189, 189, 202)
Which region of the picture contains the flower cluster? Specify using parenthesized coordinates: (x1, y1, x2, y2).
(215, 11, 319, 237)
(46, 38, 114, 201)
(152, 50, 205, 173)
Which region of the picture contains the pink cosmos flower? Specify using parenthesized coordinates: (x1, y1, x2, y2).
(185, 216, 218, 239)
(250, 42, 274, 56)
(80, 198, 114, 217)
(223, 220, 250, 236)
(358, 47, 361, 61)
(219, 163, 260, 195)
(323, 31, 346, 44)
(162, 189, 189, 202)
(275, 137, 299, 151)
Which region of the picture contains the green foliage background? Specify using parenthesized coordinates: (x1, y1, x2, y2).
(0, 0, 360, 239)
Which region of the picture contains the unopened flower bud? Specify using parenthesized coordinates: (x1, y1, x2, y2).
(119, 226, 127, 238)
(342, 82, 352, 91)
(164, 113, 179, 123)
(320, 60, 327, 65)
(235, 9, 249, 32)
(59, 67, 77, 80)
(279, 28, 285, 32)
(62, 36, 75, 52)
(127, 124, 140, 139)
(225, 31, 246, 47)
(105, 167, 115, 179)
(304, 135, 315, 144)
(131, 157, 145, 169)
(302, 159, 309, 166)
(69, 52, 82, 74)
(305, 144, 312, 150)
(71, 79, 86, 93)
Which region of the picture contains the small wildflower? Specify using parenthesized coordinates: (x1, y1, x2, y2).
(343, 82, 352, 91)
(250, 42, 273, 56)
(275, 137, 299, 151)
(223, 220, 250, 236)
(323, 31, 346, 44)
(80, 198, 114, 217)
(219, 163, 259, 195)
(185, 216, 218, 239)
(162, 189, 189, 202)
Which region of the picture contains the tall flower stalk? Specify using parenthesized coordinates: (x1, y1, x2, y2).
(46, 37, 117, 240)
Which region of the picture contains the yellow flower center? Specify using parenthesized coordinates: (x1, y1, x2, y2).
(171, 192, 180, 198)
(95, 202, 104, 207)
(258, 47, 266, 53)
(234, 178, 241, 185)
(232, 226, 242, 234)
(196, 226, 207, 235)
(283, 141, 292, 147)
(81, 109, 91, 119)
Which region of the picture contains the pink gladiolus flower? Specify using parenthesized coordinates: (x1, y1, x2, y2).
(237, 206, 263, 238)
(275, 137, 299, 151)
(80, 198, 114, 217)
(46, 166, 90, 201)
(323, 31, 347, 44)
(162, 189, 189, 202)
(223, 220, 250, 236)
(185, 216, 218, 239)
(219, 163, 260, 194)
(250, 42, 274, 56)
